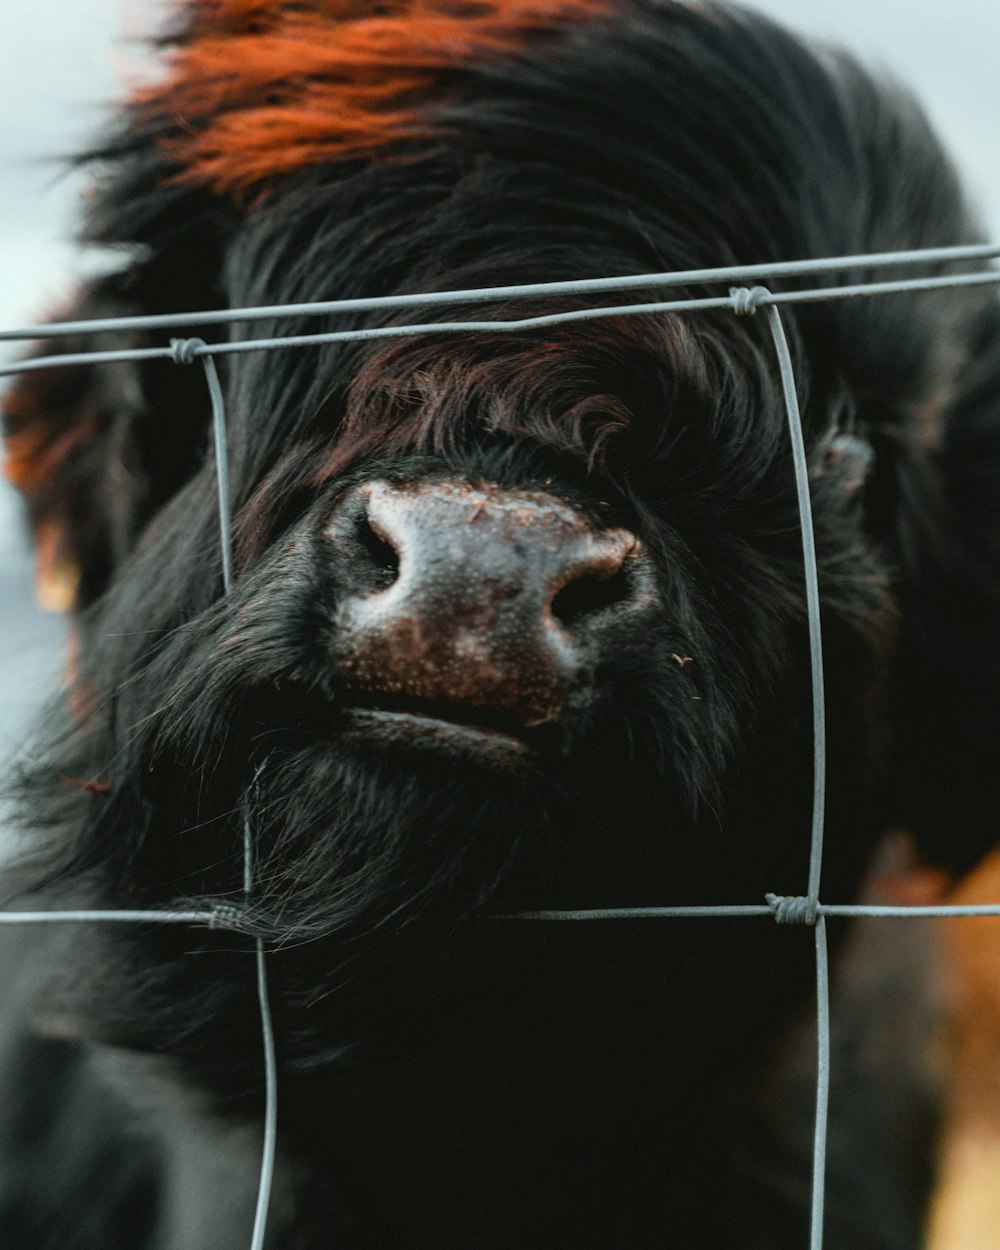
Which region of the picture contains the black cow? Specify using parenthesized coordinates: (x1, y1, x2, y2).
(2, 1, 999, 1246)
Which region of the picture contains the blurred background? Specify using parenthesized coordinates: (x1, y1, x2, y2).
(1, 0, 998, 808)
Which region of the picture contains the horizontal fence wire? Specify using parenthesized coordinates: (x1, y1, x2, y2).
(2, 244, 1000, 1250)
(1, 241, 999, 345)
(1, 266, 994, 374)
(491, 903, 1000, 919)
(6, 901, 1000, 926)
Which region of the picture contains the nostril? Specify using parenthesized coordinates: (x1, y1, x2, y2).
(355, 512, 401, 589)
(551, 562, 632, 627)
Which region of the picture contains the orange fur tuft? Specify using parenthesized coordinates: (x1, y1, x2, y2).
(137, 0, 614, 194)
(3, 396, 91, 612)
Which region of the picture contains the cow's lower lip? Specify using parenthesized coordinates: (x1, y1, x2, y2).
(341, 707, 532, 755)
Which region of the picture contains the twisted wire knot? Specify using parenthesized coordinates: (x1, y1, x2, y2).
(169, 336, 207, 365)
(730, 285, 771, 317)
(207, 901, 246, 930)
(766, 893, 820, 925)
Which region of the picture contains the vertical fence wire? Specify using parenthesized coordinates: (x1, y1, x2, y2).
(760, 296, 830, 1249)
(812, 915, 831, 1250)
(198, 346, 279, 1250)
(763, 304, 827, 908)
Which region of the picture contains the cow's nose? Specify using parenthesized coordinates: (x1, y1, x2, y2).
(327, 478, 651, 727)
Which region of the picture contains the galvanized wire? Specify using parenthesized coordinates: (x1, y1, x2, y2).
(0, 908, 226, 926)
(199, 351, 279, 1250)
(3, 266, 1000, 381)
(5, 901, 1000, 926)
(763, 300, 827, 910)
(1, 241, 997, 344)
(812, 915, 831, 1250)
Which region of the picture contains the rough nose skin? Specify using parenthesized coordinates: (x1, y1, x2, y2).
(327, 478, 651, 728)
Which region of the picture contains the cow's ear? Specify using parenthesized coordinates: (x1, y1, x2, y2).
(2, 269, 218, 612)
(817, 432, 876, 498)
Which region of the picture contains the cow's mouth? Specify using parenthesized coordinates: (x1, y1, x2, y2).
(338, 691, 536, 756)
(255, 679, 544, 758)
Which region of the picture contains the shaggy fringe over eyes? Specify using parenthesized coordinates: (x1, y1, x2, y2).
(138, 0, 616, 194)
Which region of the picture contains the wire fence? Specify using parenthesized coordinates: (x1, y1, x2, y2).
(2, 241, 1000, 1250)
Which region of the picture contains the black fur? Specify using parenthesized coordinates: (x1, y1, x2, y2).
(2, 2, 1000, 1246)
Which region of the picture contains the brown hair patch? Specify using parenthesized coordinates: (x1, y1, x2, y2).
(137, 0, 615, 195)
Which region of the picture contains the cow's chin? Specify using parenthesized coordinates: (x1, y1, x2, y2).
(82, 720, 690, 1073)
(142, 672, 687, 949)
(233, 730, 560, 938)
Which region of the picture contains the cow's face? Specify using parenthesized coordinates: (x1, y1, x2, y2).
(52, 302, 883, 965)
(4, 0, 952, 1076)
